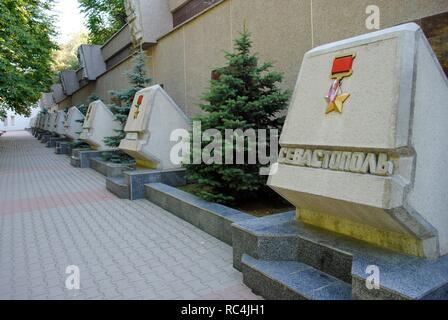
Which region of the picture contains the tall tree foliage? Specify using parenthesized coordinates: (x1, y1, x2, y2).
(0, 0, 58, 115)
(184, 30, 291, 204)
(0, 104, 7, 120)
(52, 30, 88, 73)
(103, 50, 151, 148)
(78, 0, 127, 45)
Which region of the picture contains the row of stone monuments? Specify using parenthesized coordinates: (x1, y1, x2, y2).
(31, 106, 83, 141)
(31, 85, 190, 201)
(30, 24, 448, 300)
(31, 85, 189, 171)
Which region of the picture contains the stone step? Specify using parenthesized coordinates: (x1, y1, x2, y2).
(70, 149, 102, 168)
(106, 169, 186, 200)
(233, 213, 448, 300)
(106, 176, 129, 199)
(241, 254, 352, 300)
(296, 233, 353, 284)
(57, 142, 72, 155)
(232, 212, 352, 283)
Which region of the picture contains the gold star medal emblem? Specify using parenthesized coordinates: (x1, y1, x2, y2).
(133, 95, 144, 119)
(325, 54, 355, 114)
(85, 105, 93, 121)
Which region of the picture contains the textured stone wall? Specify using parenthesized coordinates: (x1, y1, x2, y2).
(56, 0, 447, 117)
(151, 0, 447, 117)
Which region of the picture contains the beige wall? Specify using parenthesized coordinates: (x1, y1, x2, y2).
(151, 0, 447, 118)
(68, 83, 96, 107)
(153, 0, 313, 117)
(58, 98, 73, 110)
(59, 53, 153, 109)
(152, 30, 187, 111)
(94, 57, 134, 104)
(57, 0, 447, 117)
(312, 0, 448, 46)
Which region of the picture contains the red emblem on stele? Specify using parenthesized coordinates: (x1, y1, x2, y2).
(325, 54, 355, 114)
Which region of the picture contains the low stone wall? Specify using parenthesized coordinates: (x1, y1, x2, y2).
(55, 141, 72, 155)
(106, 168, 187, 200)
(39, 134, 52, 142)
(232, 212, 448, 300)
(106, 176, 129, 199)
(231, 212, 299, 271)
(70, 149, 103, 168)
(127, 169, 186, 200)
(46, 137, 65, 148)
(90, 158, 136, 178)
(144, 183, 254, 245)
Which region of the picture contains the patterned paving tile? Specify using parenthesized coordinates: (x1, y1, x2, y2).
(0, 131, 260, 300)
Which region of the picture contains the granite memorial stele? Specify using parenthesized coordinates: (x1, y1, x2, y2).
(54, 110, 66, 136)
(49, 112, 58, 133)
(41, 114, 47, 130)
(268, 23, 448, 260)
(80, 100, 121, 151)
(119, 85, 190, 169)
(29, 116, 36, 129)
(36, 113, 44, 130)
(64, 106, 85, 141)
(43, 113, 51, 132)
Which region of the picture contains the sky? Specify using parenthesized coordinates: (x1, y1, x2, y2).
(52, 0, 86, 44)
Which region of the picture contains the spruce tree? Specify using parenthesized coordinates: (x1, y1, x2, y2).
(184, 30, 291, 204)
(103, 50, 151, 149)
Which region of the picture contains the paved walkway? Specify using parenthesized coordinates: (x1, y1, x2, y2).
(0, 131, 259, 300)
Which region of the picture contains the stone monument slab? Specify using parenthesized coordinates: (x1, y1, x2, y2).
(119, 85, 190, 169)
(268, 23, 448, 259)
(54, 110, 66, 136)
(64, 106, 85, 141)
(47, 112, 57, 133)
(80, 100, 121, 151)
(42, 113, 50, 132)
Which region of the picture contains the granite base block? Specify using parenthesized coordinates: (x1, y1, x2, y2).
(127, 169, 186, 200)
(46, 137, 65, 148)
(90, 158, 136, 178)
(106, 169, 187, 200)
(55, 142, 72, 155)
(242, 255, 351, 300)
(242, 256, 306, 300)
(70, 149, 102, 168)
(70, 156, 81, 167)
(39, 134, 52, 142)
(232, 213, 448, 300)
(106, 176, 129, 199)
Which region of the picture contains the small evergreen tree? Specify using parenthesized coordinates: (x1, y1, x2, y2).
(184, 30, 291, 204)
(103, 50, 151, 163)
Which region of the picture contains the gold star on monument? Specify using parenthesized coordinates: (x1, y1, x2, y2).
(325, 93, 350, 114)
(134, 107, 140, 119)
